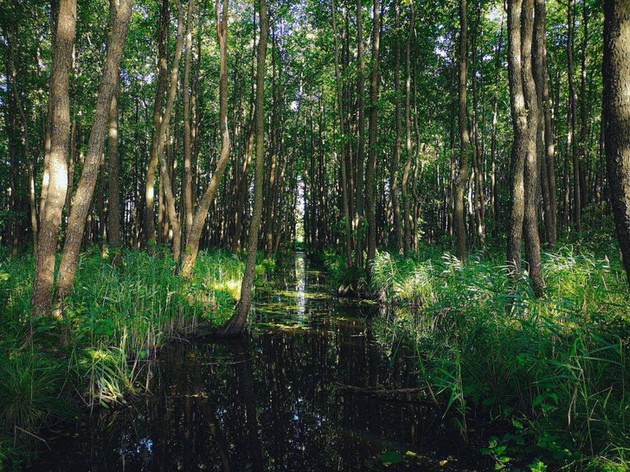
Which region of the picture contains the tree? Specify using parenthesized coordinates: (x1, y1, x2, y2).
(603, 0, 630, 284)
(365, 0, 381, 267)
(221, 0, 269, 336)
(54, 0, 134, 307)
(179, 0, 233, 277)
(31, 0, 76, 316)
(506, 0, 543, 295)
(454, 0, 470, 264)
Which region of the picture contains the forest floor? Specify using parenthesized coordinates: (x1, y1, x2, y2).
(0, 242, 628, 471)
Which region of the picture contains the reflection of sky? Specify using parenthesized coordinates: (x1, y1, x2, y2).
(295, 254, 306, 315)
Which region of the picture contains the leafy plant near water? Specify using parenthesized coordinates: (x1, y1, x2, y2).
(0, 247, 256, 467)
(362, 242, 629, 470)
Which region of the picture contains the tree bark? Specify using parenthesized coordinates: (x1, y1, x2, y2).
(603, 0, 630, 285)
(31, 0, 76, 316)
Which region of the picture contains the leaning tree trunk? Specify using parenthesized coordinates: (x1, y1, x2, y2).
(454, 0, 470, 264)
(221, 0, 268, 336)
(179, 0, 232, 278)
(603, 0, 630, 285)
(31, 0, 76, 317)
(54, 0, 133, 307)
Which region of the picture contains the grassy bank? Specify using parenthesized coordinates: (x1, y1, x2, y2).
(326, 242, 629, 471)
(0, 247, 263, 469)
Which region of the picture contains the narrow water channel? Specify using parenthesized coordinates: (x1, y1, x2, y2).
(30, 253, 486, 471)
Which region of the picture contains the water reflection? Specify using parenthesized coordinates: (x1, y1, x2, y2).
(30, 254, 486, 471)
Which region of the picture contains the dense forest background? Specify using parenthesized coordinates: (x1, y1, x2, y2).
(0, 0, 625, 270)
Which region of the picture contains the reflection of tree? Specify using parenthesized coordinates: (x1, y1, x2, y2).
(225, 339, 265, 472)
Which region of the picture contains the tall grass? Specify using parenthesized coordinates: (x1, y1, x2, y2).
(0, 247, 248, 467)
(344, 243, 629, 470)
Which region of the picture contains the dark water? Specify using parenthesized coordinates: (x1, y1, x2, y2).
(30, 253, 486, 471)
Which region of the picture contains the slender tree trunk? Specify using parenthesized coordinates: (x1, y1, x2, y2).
(537, 0, 557, 247)
(143, 0, 169, 245)
(156, 0, 186, 260)
(402, 4, 414, 256)
(603, 0, 630, 284)
(567, 0, 581, 231)
(182, 0, 195, 245)
(365, 0, 380, 266)
(31, 0, 76, 316)
(221, 0, 268, 335)
(455, 0, 470, 263)
(355, 0, 366, 268)
(391, 0, 402, 254)
(332, 0, 353, 267)
(107, 74, 122, 252)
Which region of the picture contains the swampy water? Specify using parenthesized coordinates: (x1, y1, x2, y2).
(31, 253, 487, 471)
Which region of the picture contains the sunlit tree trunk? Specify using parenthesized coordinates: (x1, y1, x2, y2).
(603, 0, 630, 284)
(31, 0, 76, 316)
(54, 0, 133, 307)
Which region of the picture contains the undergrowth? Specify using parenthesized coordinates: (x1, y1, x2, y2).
(0, 246, 262, 469)
(327, 242, 629, 471)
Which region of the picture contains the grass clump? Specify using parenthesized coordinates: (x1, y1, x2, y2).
(367, 242, 629, 471)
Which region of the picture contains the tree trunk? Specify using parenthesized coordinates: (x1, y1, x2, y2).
(391, 0, 402, 254)
(603, 0, 630, 284)
(107, 74, 122, 253)
(365, 0, 380, 267)
(143, 0, 169, 246)
(182, 0, 195, 245)
(221, 0, 268, 336)
(180, 0, 232, 278)
(54, 0, 133, 307)
(156, 0, 186, 261)
(31, 0, 76, 316)
(455, 0, 470, 263)
(567, 0, 581, 231)
(355, 0, 366, 268)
